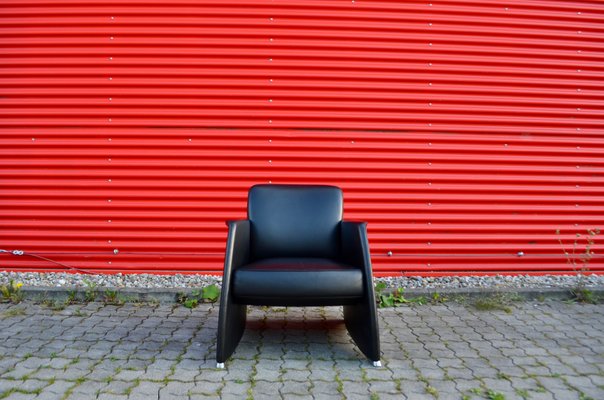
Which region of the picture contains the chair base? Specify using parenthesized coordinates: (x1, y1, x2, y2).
(216, 362, 225, 369)
(372, 360, 382, 367)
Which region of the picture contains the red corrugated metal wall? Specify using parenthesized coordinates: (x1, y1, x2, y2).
(1, 0, 603, 275)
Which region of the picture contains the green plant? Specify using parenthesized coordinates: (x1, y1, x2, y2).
(49, 300, 67, 311)
(0, 280, 24, 303)
(556, 228, 600, 303)
(430, 292, 447, 304)
(66, 289, 78, 304)
(473, 294, 514, 313)
(514, 388, 529, 399)
(485, 389, 506, 400)
(426, 385, 439, 398)
(83, 279, 97, 302)
(103, 289, 124, 305)
(2, 306, 26, 318)
(375, 283, 410, 307)
(177, 284, 221, 308)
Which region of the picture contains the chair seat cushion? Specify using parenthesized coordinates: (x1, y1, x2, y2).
(232, 258, 364, 306)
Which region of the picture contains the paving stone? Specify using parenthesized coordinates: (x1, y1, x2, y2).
(221, 380, 250, 396)
(190, 380, 222, 395)
(33, 389, 65, 400)
(280, 381, 312, 396)
(282, 368, 311, 382)
(0, 301, 602, 400)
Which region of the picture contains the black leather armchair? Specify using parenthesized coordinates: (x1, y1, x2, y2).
(216, 184, 380, 367)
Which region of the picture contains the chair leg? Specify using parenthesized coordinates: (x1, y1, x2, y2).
(343, 295, 380, 363)
(216, 295, 247, 365)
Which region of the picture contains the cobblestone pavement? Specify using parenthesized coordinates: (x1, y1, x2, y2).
(0, 301, 602, 400)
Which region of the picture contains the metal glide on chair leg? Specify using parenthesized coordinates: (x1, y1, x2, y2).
(216, 363, 225, 369)
(372, 360, 382, 367)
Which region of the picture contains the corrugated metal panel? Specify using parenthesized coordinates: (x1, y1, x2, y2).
(1, 0, 603, 275)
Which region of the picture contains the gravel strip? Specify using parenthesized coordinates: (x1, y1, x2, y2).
(1, 270, 603, 290)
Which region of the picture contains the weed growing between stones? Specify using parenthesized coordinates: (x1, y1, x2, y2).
(374, 282, 428, 307)
(0, 279, 24, 304)
(1, 306, 26, 318)
(556, 228, 600, 304)
(83, 279, 98, 302)
(177, 284, 221, 308)
(472, 293, 519, 313)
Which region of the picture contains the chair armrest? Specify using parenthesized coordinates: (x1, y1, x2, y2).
(341, 221, 371, 268)
(224, 220, 251, 272)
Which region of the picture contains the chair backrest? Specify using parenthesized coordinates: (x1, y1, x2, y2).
(248, 184, 343, 260)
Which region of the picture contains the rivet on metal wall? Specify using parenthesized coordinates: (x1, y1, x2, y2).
(108, 179, 112, 182)
(31, 138, 35, 141)
(113, 249, 119, 254)
(108, 240, 112, 243)
(108, 220, 112, 223)
(108, 199, 112, 202)
(517, 251, 524, 257)
(387, 251, 393, 257)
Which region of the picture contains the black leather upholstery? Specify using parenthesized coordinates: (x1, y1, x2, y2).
(248, 185, 342, 260)
(233, 257, 363, 306)
(216, 184, 380, 365)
